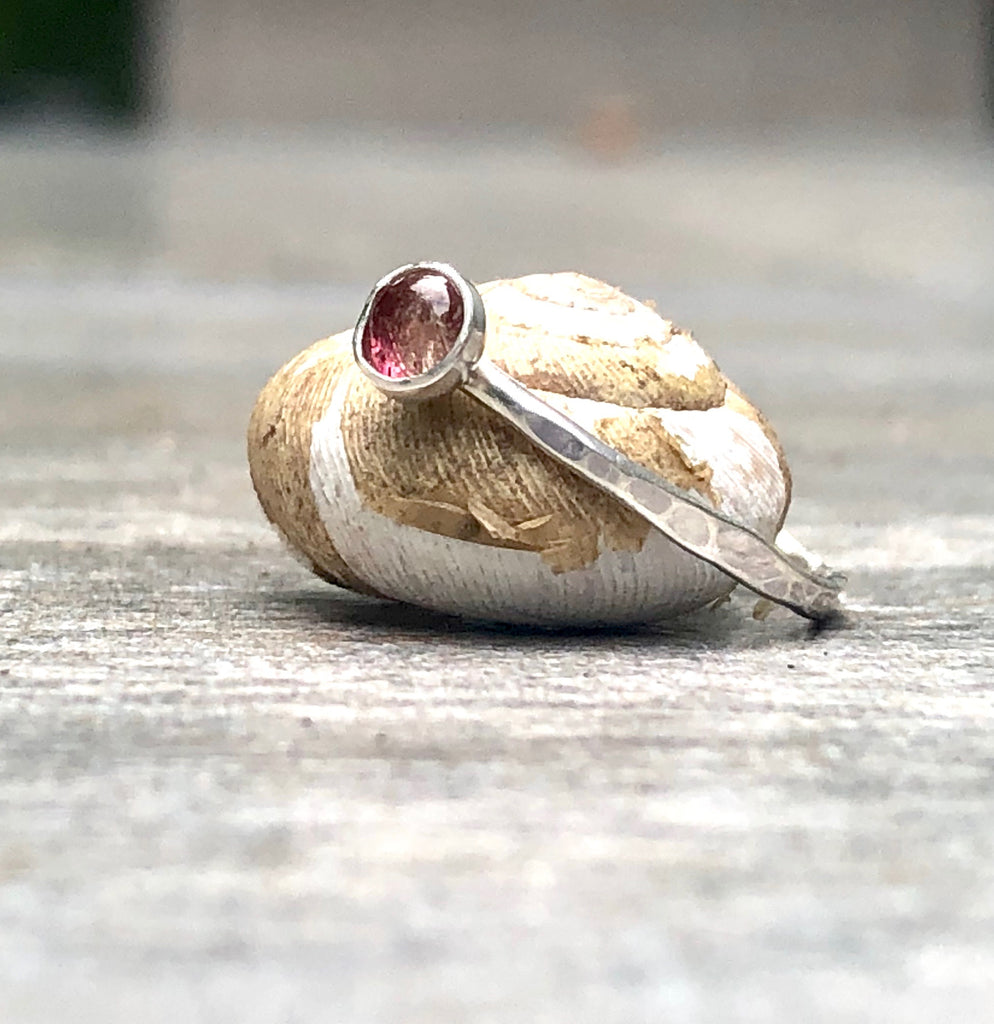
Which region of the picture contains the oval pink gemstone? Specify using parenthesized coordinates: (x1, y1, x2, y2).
(361, 267, 465, 379)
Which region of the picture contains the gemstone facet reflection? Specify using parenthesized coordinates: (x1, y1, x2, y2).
(360, 267, 464, 379)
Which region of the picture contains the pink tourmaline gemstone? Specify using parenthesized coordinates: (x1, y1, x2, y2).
(361, 267, 465, 379)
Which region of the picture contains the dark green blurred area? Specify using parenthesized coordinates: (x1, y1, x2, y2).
(0, 0, 143, 122)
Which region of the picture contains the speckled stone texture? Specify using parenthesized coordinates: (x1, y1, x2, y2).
(1, 129, 992, 1024)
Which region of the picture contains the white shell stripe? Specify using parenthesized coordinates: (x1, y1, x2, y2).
(308, 378, 733, 626)
(651, 407, 784, 529)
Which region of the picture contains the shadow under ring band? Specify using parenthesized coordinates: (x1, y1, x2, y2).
(352, 261, 845, 623)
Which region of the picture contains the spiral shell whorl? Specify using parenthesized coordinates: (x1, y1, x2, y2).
(248, 273, 792, 625)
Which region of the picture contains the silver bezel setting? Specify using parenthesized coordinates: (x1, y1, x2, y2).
(353, 261, 487, 402)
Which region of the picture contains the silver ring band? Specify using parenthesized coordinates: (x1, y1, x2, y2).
(353, 261, 845, 623)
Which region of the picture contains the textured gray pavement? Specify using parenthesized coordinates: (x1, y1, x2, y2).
(1, 128, 993, 1022)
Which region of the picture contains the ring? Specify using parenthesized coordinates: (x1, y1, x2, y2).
(353, 261, 845, 623)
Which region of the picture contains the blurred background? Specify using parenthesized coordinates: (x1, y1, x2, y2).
(0, 0, 992, 296)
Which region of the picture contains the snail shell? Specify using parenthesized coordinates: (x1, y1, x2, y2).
(248, 273, 791, 626)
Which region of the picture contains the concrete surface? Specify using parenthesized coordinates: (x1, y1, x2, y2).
(1, 127, 993, 1023)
